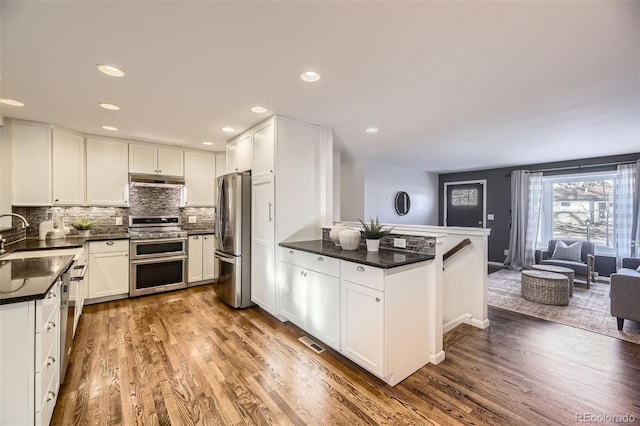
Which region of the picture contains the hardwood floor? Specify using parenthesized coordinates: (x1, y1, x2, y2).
(53, 285, 640, 425)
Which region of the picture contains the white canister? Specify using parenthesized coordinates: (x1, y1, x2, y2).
(339, 228, 361, 250)
(329, 224, 348, 246)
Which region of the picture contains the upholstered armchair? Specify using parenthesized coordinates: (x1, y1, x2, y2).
(535, 239, 596, 288)
(610, 257, 640, 331)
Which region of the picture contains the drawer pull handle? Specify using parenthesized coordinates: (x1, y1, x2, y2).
(317, 257, 323, 262)
(106, 241, 114, 246)
(300, 270, 304, 276)
(289, 250, 294, 255)
(47, 357, 56, 366)
(47, 321, 56, 331)
(193, 236, 199, 240)
(376, 297, 381, 302)
(47, 291, 56, 299)
(356, 266, 365, 272)
(46, 391, 56, 402)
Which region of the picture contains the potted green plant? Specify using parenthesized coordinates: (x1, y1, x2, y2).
(359, 216, 394, 252)
(71, 217, 96, 237)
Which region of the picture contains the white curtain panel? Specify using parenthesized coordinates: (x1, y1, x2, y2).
(505, 170, 537, 270)
(524, 172, 543, 267)
(614, 162, 637, 262)
(633, 160, 640, 257)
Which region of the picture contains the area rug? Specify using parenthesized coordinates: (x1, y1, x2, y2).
(487, 269, 640, 345)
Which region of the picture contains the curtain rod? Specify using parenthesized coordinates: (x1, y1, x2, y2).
(504, 160, 638, 177)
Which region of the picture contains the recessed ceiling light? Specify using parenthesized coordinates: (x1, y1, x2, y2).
(202, 141, 214, 146)
(99, 103, 121, 111)
(301, 71, 320, 82)
(97, 64, 125, 77)
(221, 127, 234, 133)
(102, 125, 118, 131)
(0, 98, 25, 107)
(365, 127, 379, 133)
(250, 106, 267, 113)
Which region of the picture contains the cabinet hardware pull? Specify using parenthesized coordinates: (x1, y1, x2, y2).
(300, 270, 304, 276)
(356, 266, 365, 272)
(289, 250, 294, 255)
(47, 357, 56, 366)
(317, 257, 323, 261)
(193, 236, 199, 240)
(376, 297, 381, 302)
(54, 198, 59, 202)
(106, 241, 114, 245)
(47, 321, 56, 331)
(47, 292, 56, 299)
(268, 202, 273, 222)
(46, 391, 56, 401)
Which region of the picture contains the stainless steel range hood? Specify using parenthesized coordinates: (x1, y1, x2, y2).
(129, 173, 185, 187)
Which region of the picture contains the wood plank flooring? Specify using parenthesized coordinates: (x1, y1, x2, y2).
(52, 285, 640, 425)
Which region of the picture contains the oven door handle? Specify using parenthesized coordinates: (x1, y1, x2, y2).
(130, 255, 187, 265)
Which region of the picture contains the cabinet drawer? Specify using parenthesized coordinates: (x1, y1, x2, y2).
(35, 342, 58, 409)
(35, 283, 60, 330)
(279, 247, 340, 277)
(35, 370, 58, 426)
(89, 239, 129, 254)
(35, 310, 58, 370)
(341, 260, 384, 291)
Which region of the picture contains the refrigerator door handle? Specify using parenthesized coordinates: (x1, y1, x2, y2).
(216, 177, 225, 248)
(215, 252, 236, 264)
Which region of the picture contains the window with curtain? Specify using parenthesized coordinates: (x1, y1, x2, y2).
(537, 171, 617, 254)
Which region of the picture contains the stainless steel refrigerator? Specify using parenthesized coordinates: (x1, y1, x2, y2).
(214, 171, 253, 308)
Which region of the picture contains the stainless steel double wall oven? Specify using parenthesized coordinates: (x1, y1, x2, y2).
(129, 216, 188, 297)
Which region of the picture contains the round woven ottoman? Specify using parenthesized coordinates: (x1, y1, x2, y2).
(521, 270, 570, 305)
(530, 264, 575, 296)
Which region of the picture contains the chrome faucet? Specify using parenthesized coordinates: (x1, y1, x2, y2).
(0, 213, 30, 254)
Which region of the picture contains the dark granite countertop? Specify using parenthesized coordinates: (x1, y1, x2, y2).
(187, 229, 215, 236)
(279, 240, 434, 269)
(5, 233, 130, 252)
(0, 255, 74, 305)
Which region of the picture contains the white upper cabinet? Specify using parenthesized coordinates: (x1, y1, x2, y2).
(86, 137, 129, 206)
(252, 119, 275, 177)
(184, 150, 216, 206)
(11, 120, 52, 206)
(52, 129, 85, 206)
(226, 133, 252, 172)
(129, 143, 184, 176)
(215, 153, 227, 178)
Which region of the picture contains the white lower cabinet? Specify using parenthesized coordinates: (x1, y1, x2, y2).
(279, 248, 341, 351)
(87, 240, 129, 300)
(188, 234, 217, 284)
(1, 282, 61, 426)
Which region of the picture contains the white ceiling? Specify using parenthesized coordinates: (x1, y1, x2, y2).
(1, 1, 638, 173)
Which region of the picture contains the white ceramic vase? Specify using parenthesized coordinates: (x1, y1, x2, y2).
(339, 229, 361, 250)
(366, 239, 380, 252)
(329, 224, 348, 246)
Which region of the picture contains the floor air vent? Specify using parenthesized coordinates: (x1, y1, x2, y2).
(298, 336, 325, 354)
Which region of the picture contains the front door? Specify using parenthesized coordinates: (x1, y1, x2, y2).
(446, 183, 484, 227)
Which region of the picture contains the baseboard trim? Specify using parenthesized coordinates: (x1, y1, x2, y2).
(470, 318, 491, 329)
(488, 261, 504, 267)
(443, 314, 472, 333)
(430, 350, 446, 365)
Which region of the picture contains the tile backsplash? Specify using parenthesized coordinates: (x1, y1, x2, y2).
(8, 184, 215, 239)
(322, 227, 436, 255)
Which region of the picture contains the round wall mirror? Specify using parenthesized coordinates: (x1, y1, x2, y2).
(394, 191, 411, 216)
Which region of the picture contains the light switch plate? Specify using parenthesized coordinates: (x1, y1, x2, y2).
(115, 217, 123, 226)
(504, 249, 509, 256)
(487, 214, 495, 220)
(188, 216, 197, 224)
(393, 238, 407, 248)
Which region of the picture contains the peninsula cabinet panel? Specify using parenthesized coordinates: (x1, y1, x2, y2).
(11, 120, 52, 206)
(52, 129, 85, 206)
(86, 137, 130, 206)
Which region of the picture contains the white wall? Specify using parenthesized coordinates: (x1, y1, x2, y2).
(333, 149, 341, 221)
(0, 127, 11, 228)
(340, 160, 439, 225)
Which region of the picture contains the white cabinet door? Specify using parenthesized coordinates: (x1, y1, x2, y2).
(184, 151, 215, 206)
(226, 142, 238, 172)
(236, 134, 252, 172)
(86, 137, 129, 206)
(157, 146, 184, 176)
(341, 280, 384, 376)
(129, 143, 158, 174)
(88, 251, 129, 298)
(188, 236, 204, 282)
(215, 153, 227, 178)
(202, 234, 216, 280)
(251, 176, 275, 311)
(52, 129, 85, 206)
(11, 121, 52, 206)
(308, 270, 341, 350)
(280, 262, 307, 328)
(252, 120, 274, 176)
